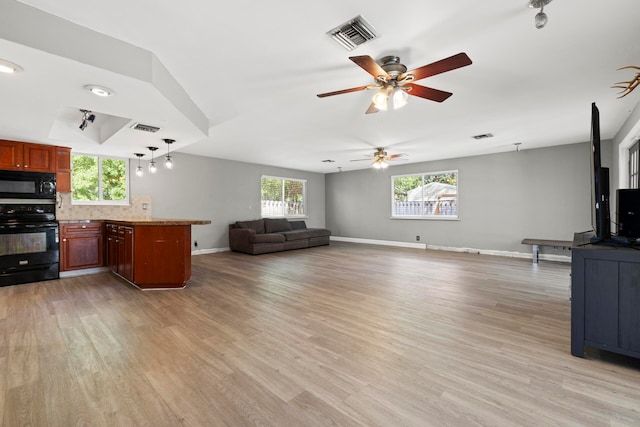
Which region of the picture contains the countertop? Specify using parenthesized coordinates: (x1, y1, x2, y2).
(59, 218, 211, 226)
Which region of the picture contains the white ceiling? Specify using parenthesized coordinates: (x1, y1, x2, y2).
(1, 0, 639, 173)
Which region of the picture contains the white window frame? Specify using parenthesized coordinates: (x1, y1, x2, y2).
(391, 169, 459, 220)
(260, 175, 307, 218)
(630, 140, 639, 189)
(71, 154, 130, 205)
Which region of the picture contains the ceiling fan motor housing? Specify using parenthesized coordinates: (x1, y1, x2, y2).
(380, 56, 407, 76)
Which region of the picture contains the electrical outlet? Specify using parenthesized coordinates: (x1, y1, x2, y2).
(416, 235, 420, 241)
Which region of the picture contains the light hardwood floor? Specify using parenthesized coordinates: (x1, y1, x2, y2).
(1, 242, 640, 426)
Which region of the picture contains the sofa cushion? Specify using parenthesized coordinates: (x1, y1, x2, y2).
(306, 228, 331, 238)
(264, 218, 292, 233)
(289, 220, 307, 230)
(250, 233, 286, 244)
(280, 230, 312, 241)
(236, 219, 265, 234)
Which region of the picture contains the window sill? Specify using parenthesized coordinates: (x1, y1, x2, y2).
(390, 216, 460, 221)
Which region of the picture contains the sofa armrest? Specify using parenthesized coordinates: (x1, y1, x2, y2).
(229, 228, 256, 253)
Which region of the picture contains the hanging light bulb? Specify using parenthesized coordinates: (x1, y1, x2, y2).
(134, 153, 145, 177)
(147, 146, 158, 173)
(372, 87, 389, 111)
(163, 138, 175, 169)
(392, 87, 409, 110)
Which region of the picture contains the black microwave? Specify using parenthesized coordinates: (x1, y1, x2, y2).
(0, 170, 57, 199)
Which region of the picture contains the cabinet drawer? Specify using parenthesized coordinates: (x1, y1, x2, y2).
(61, 222, 103, 236)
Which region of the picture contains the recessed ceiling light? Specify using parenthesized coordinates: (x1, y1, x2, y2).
(84, 84, 115, 97)
(0, 59, 23, 74)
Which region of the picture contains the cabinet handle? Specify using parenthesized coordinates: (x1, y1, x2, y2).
(24, 165, 28, 168)
(82, 225, 86, 229)
(62, 238, 67, 242)
(16, 164, 20, 167)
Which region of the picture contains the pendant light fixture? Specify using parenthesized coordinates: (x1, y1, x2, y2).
(134, 153, 145, 177)
(163, 138, 175, 169)
(529, 0, 552, 29)
(147, 146, 158, 173)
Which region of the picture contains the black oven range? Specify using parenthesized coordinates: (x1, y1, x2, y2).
(0, 199, 59, 287)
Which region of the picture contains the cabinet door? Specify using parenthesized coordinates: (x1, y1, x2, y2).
(60, 223, 104, 271)
(23, 144, 55, 172)
(56, 147, 72, 192)
(584, 258, 619, 347)
(61, 235, 104, 271)
(619, 262, 640, 353)
(122, 227, 134, 281)
(0, 140, 23, 170)
(106, 224, 119, 272)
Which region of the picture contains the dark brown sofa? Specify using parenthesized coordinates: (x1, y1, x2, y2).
(229, 218, 331, 255)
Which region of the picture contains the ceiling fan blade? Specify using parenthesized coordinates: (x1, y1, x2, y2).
(365, 102, 380, 114)
(388, 153, 406, 159)
(350, 158, 374, 162)
(404, 84, 452, 103)
(399, 52, 472, 82)
(350, 56, 390, 82)
(317, 85, 373, 98)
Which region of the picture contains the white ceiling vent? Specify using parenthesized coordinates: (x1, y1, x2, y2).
(327, 15, 378, 51)
(130, 122, 160, 133)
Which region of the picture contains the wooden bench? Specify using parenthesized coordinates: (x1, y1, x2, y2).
(521, 238, 573, 263)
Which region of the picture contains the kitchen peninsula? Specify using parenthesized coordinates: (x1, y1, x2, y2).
(60, 218, 210, 290)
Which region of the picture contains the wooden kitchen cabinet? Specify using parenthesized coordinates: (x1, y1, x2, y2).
(106, 221, 195, 289)
(0, 139, 56, 172)
(56, 146, 72, 192)
(60, 222, 105, 271)
(106, 224, 133, 280)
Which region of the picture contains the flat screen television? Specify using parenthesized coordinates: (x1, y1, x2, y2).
(590, 102, 611, 243)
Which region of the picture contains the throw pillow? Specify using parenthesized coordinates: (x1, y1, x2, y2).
(264, 218, 292, 233)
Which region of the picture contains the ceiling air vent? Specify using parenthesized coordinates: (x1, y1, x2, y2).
(472, 133, 494, 140)
(327, 15, 378, 51)
(130, 122, 160, 133)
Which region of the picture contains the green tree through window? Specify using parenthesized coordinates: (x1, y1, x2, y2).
(72, 154, 128, 203)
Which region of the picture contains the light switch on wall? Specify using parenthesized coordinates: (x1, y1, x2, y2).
(142, 203, 148, 210)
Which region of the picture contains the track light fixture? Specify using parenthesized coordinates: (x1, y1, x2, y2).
(529, 0, 552, 29)
(79, 109, 95, 131)
(147, 146, 158, 173)
(163, 139, 175, 169)
(134, 153, 145, 177)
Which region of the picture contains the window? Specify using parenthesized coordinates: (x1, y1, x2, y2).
(630, 140, 639, 189)
(261, 176, 306, 217)
(71, 154, 129, 204)
(392, 170, 458, 219)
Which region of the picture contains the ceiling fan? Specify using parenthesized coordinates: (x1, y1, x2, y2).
(317, 52, 472, 114)
(351, 147, 407, 169)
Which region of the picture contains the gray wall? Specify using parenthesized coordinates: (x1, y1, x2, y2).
(131, 152, 326, 250)
(326, 142, 605, 254)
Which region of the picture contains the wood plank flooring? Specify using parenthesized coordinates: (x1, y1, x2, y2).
(2, 242, 640, 426)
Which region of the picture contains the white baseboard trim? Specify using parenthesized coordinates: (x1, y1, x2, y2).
(192, 247, 229, 255)
(330, 236, 571, 263)
(60, 266, 109, 278)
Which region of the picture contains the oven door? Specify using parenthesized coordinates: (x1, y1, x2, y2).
(0, 222, 59, 286)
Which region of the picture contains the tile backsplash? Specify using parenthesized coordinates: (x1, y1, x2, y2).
(56, 193, 152, 220)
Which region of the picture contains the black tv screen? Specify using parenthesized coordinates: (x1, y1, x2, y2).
(590, 102, 611, 242)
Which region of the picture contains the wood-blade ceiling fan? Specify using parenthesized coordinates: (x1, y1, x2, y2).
(351, 147, 407, 169)
(317, 52, 472, 114)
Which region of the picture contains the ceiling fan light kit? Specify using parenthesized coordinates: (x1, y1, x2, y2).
(317, 52, 472, 114)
